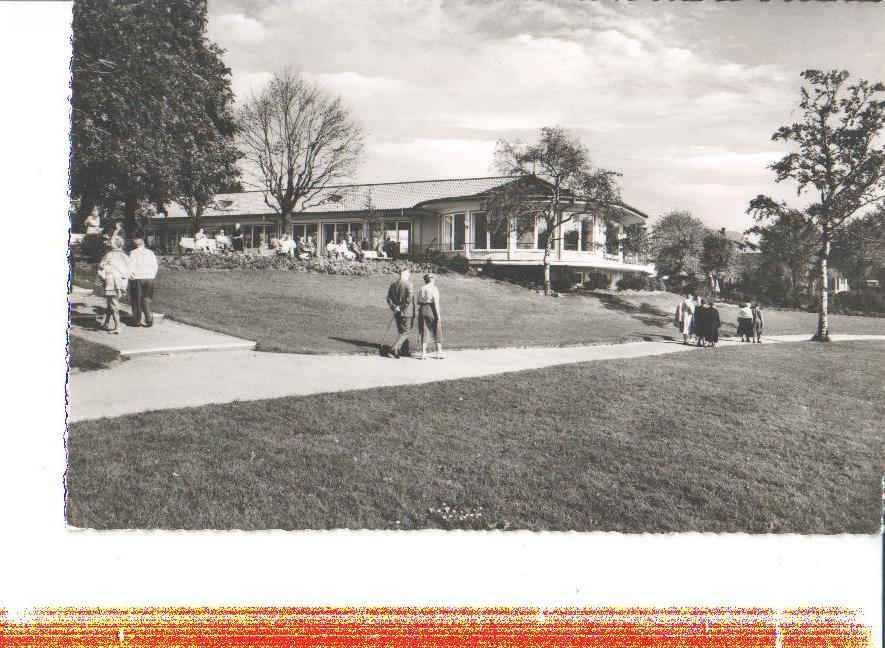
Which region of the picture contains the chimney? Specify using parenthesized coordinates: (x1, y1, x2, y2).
(720, 227, 726, 235)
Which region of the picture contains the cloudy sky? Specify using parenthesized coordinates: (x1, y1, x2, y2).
(207, 0, 885, 230)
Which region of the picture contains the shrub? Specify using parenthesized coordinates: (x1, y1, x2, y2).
(616, 272, 665, 292)
(551, 272, 576, 294)
(829, 290, 885, 316)
(157, 252, 446, 277)
(447, 254, 471, 274)
(77, 233, 109, 262)
(583, 272, 611, 290)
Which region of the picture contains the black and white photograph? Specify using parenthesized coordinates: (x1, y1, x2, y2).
(61, 0, 884, 535)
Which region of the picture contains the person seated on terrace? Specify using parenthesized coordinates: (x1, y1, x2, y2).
(337, 238, 357, 260)
(359, 236, 371, 252)
(215, 228, 233, 252)
(194, 228, 211, 253)
(373, 237, 388, 258)
(303, 236, 317, 257)
(383, 237, 399, 259)
(277, 233, 295, 256)
(347, 235, 363, 259)
(326, 238, 339, 256)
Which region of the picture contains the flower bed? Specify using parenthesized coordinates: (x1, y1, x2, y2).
(157, 252, 445, 276)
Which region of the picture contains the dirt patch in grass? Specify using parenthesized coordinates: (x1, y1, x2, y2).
(68, 335, 122, 372)
(66, 341, 885, 532)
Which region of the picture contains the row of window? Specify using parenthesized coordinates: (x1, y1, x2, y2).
(146, 220, 413, 254)
(442, 212, 615, 252)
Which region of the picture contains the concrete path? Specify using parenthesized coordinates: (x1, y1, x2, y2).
(67, 333, 885, 423)
(69, 290, 255, 357)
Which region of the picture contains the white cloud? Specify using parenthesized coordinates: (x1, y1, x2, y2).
(367, 138, 498, 182)
(208, 13, 266, 46)
(230, 71, 273, 103)
(206, 0, 819, 227)
(684, 151, 782, 175)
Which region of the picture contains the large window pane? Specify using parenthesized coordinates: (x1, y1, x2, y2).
(397, 222, 411, 254)
(489, 219, 508, 249)
(536, 221, 549, 250)
(453, 213, 465, 251)
(562, 218, 580, 251)
(472, 212, 488, 249)
(581, 219, 594, 251)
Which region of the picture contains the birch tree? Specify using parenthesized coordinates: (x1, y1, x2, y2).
(748, 70, 885, 340)
(238, 69, 365, 230)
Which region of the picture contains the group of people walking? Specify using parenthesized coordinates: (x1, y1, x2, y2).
(384, 267, 443, 360)
(93, 236, 159, 334)
(674, 294, 763, 346)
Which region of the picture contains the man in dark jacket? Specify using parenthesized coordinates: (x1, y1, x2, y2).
(386, 267, 415, 358)
(232, 223, 245, 252)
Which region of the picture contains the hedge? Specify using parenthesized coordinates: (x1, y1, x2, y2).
(157, 252, 446, 276)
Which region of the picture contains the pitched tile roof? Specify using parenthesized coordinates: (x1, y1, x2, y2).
(705, 227, 759, 249)
(163, 176, 522, 219)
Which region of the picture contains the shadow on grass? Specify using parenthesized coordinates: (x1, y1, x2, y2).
(329, 336, 382, 351)
(633, 332, 678, 342)
(595, 294, 673, 329)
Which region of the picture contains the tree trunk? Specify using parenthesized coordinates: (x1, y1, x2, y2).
(123, 194, 139, 237)
(192, 205, 203, 234)
(542, 240, 552, 295)
(813, 235, 831, 342)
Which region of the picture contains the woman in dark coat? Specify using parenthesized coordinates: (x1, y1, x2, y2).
(706, 300, 721, 347)
(693, 299, 710, 347)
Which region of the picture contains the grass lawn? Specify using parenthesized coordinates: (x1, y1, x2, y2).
(68, 335, 122, 371)
(71, 262, 885, 354)
(66, 341, 885, 532)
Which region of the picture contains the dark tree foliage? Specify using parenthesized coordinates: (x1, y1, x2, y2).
(830, 207, 885, 288)
(71, 0, 240, 232)
(621, 223, 649, 256)
(648, 210, 706, 277)
(700, 231, 739, 277)
(747, 211, 819, 304)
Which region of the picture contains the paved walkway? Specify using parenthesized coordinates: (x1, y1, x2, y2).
(67, 333, 885, 422)
(70, 289, 255, 356)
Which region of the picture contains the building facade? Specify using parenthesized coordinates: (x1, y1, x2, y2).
(149, 176, 655, 284)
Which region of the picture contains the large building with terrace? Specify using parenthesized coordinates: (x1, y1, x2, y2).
(148, 175, 655, 285)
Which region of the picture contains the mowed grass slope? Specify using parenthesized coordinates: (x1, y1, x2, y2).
(66, 341, 885, 532)
(73, 266, 885, 354)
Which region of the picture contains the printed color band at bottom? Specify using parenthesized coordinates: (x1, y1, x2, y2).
(0, 607, 872, 647)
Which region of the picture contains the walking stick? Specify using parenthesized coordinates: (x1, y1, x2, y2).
(379, 312, 396, 356)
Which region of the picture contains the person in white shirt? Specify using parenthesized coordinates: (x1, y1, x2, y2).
(194, 228, 211, 253)
(84, 209, 102, 234)
(737, 302, 754, 343)
(128, 238, 159, 327)
(416, 273, 443, 360)
(215, 228, 233, 252)
(336, 238, 356, 260)
(673, 293, 695, 345)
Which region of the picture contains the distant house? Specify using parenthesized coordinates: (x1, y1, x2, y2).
(150, 175, 655, 284)
(706, 227, 759, 254)
(811, 268, 851, 294)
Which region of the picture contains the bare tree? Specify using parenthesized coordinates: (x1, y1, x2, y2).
(484, 127, 622, 294)
(238, 69, 364, 229)
(748, 70, 885, 340)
